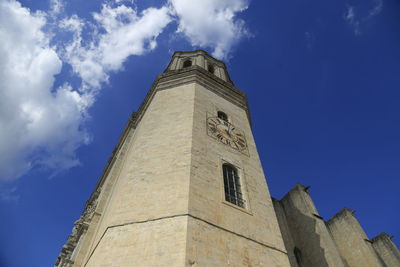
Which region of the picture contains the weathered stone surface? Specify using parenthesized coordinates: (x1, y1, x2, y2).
(86, 216, 188, 267)
(274, 185, 345, 267)
(326, 209, 383, 267)
(185, 83, 290, 266)
(274, 185, 400, 267)
(371, 233, 400, 267)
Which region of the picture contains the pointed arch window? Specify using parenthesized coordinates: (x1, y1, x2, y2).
(222, 164, 244, 208)
(217, 111, 228, 122)
(183, 59, 192, 68)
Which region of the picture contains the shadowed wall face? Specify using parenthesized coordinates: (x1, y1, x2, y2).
(274, 185, 345, 267)
(275, 186, 400, 267)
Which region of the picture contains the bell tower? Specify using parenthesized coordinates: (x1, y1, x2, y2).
(56, 50, 291, 266)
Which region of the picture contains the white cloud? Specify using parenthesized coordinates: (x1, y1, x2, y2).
(49, 0, 63, 17)
(60, 4, 172, 90)
(0, 0, 251, 184)
(0, 1, 172, 182)
(0, 185, 19, 202)
(168, 0, 249, 59)
(0, 0, 173, 183)
(369, 0, 383, 17)
(344, 5, 360, 35)
(344, 0, 383, 35)
(344, 5, 355, 21)
(114, 0, 134, 4)
(0, 0, 90, 181)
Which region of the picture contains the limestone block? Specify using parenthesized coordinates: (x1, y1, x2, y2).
(326, 208, 382, 267)
(371, 233, 400, 267)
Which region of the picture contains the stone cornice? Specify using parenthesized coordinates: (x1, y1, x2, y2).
(165, 49, 234, 85)
(84, 213, 288, 265)
(326, 208, 356, 225)
(158, 66, 248, 112)
(371, 232, 394, 242)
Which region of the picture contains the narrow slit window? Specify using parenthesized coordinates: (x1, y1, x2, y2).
(183, 59, 192, 68)
(217, 111, 228, 122)
(208, 64, 215, 74)
(222, 164, 245, 208)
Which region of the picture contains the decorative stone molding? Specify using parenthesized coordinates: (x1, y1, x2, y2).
(55, 111, 137, 266)
(55, 187, 101, 267)
(164, 50, 234, 84)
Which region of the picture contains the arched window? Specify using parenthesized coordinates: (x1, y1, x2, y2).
(222, 164, 244, 208)
(208, 64, 215, 74)
(217, 111, 228, 122)
(183, 59, 192, 68)
(294, 247, 303, 266)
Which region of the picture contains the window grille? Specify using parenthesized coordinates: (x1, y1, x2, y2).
(222, 164, 245, 208)
(217, 111, 228, 122)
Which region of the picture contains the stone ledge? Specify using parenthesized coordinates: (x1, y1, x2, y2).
(84, 213, 288, 266)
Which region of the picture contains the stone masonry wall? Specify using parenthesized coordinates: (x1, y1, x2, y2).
(273, 198, 299, 267)
(86, 216, 187, 267)
(185, 84, 290, 266)
(82, 84, 196, 266)
(326, 208, 383, 267)
(275, 185, 345, 267)
(371, 233, 400, 267)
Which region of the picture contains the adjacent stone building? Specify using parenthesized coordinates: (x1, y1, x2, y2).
(273, 185, 400, 267)
(55, 50, 399, 267)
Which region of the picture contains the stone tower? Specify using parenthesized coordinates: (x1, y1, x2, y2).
(55, 50, 291, 266)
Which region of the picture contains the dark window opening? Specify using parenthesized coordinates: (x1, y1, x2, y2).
(294, 247, 303, 266)
(183, 59, 192, 68)
(217, 111, 228, 122)
(208, 64, 215, 74)
(222, 164, 245, 208)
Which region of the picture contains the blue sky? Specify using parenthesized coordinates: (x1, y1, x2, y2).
(0, 0, 399, 266)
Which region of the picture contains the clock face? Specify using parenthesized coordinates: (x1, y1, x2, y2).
(207, 117, 248, 152)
